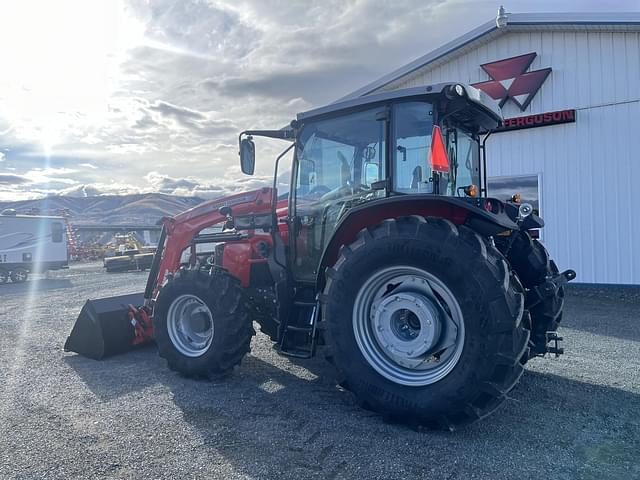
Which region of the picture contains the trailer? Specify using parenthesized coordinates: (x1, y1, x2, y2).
(0, 212, 69, 284)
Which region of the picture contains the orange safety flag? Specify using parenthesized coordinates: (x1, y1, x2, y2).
(430, 126, 450, 173)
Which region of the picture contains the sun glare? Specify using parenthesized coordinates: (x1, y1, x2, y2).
(0, 1, 146, 404)
(0, 1, 144, 150)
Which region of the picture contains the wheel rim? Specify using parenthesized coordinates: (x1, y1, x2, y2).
(353, 266, 465, 386)
(13, 270, 27, 282)
(167, 294, 214, 357)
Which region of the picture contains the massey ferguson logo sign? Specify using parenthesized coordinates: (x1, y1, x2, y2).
(471, 52, 551, 111)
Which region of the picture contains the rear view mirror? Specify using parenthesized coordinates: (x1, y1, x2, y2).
(363, 162, 379, 186)
(239, 138, 256, 175)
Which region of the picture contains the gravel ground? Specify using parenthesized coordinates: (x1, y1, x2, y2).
(0, 263, 639, 480)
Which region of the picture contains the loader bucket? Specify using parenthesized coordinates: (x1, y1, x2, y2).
(64, 293, 145, 360)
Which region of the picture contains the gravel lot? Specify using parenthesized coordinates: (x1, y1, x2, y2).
(1, 263, 639, 479)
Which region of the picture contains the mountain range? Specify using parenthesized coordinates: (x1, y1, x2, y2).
(0, 193, 205, 225)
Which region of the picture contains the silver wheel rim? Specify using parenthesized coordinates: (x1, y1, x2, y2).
(13, 270, 27, 282)
(167, 294, 214, 357)
(353, 266, 465, 386)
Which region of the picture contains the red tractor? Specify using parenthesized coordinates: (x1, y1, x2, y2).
(66, 83, 574, 428)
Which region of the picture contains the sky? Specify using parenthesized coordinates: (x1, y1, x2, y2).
(1, 0, 638, 201)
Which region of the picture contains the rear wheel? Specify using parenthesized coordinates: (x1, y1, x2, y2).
(0, 268, 8, 284)
(153, 268, 254, 378)
(321, 217, 529, 429)
(10, 268, 28, 283)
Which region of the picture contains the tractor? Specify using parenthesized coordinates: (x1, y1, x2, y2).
(65, 83, 574, 428)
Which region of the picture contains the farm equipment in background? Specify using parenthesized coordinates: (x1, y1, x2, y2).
(102, 232, 156, 273)
(66, 83, 574, 428)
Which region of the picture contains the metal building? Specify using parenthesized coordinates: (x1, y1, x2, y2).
(340, 12, 640, 284)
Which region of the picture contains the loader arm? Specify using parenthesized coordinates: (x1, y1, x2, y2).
(65, 188, 277, 360)
(150, 188, 275, 299)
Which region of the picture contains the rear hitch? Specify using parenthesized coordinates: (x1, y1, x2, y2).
(555, 269, 577, 286)
(545, 331, 564, 357)
(526, 269, 576, 309)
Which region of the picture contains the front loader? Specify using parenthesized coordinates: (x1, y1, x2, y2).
(65, 83, 575, 428)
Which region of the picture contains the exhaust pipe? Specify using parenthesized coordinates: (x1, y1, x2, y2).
(64, 292, 149, 360)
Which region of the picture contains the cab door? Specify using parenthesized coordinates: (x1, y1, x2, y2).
(290, 107, 387, 282)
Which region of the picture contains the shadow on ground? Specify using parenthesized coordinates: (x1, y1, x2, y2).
(64, 345, 160, 401)
(66, 344, 640, 480)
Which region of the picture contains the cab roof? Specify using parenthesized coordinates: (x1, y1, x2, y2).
(296, 83, 501, 124)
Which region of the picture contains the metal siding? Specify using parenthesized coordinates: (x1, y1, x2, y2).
(377, 29, 640, 284)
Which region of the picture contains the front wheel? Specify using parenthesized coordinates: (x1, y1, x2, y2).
(321, 217, 529, 429)
(153, 268, 254, 378)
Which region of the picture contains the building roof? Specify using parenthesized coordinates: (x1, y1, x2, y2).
(338, 11, 640, 102)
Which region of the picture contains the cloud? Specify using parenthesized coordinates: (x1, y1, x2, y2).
(128, 0, 260, 59)
(145, 99, 236, 134)
(22, 167, 78, 185)
(149, 100, 205, 121)
(0, 174, 29, 185)
(0, 0, 476, 200)
(145, 171, 201, 192)
(2, 0, 636, 202)
(143, 170, 271, 199)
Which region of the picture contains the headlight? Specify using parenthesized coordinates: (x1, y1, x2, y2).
(518, 203, 533, 220)
(454, 84, 465, 96)
(465, 85, 482, 103)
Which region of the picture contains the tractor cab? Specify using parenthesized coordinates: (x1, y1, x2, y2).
(240, 83, 503, 281)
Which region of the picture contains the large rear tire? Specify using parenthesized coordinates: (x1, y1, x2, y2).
(321, 217, 529, 429)
(504, 232, 564, 358)
(153, 268, 254, 378)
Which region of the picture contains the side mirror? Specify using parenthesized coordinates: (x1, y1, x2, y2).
(239, 138, 256, 175)
(363, 162, 379, 186)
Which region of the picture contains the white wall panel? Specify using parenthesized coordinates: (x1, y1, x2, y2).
(376, 29, 640, 284)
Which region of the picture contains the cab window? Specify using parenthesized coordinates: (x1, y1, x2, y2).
(392, 101, 434, 193)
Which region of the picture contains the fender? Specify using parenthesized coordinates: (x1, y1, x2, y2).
(316, 194, 518, 288)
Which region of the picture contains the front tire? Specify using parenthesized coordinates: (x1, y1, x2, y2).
(153, 268, 254, 378)
(321, 217, 529, 429)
